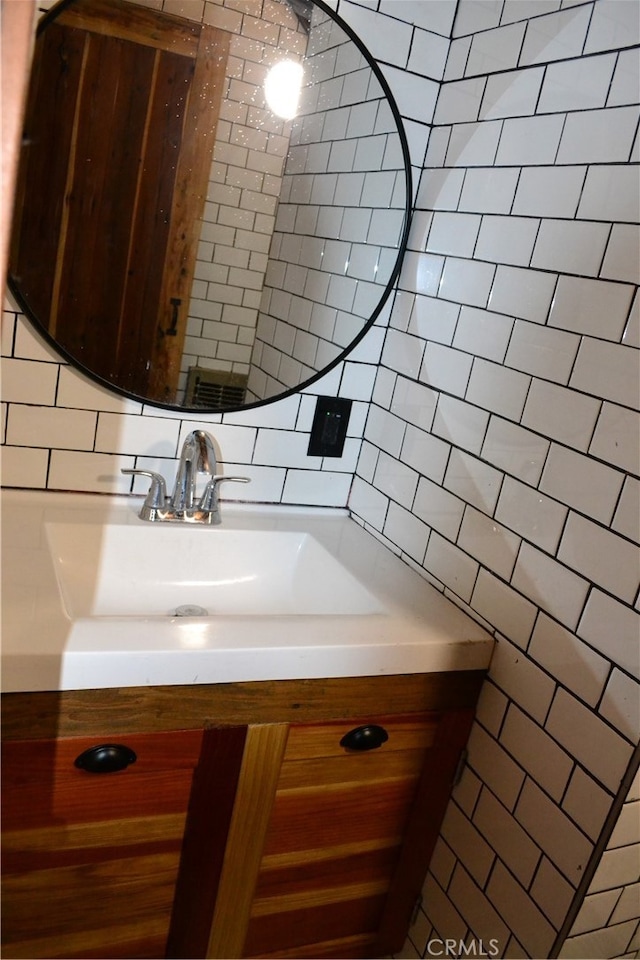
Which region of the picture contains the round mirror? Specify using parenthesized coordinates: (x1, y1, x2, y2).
(9, 0, 412, 413)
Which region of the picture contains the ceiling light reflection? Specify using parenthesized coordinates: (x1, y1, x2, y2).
(264, 60, 304, 119)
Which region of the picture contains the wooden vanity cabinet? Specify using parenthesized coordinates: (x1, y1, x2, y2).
(1, 672, 484, 960)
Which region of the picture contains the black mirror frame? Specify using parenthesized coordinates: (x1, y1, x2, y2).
(8, 0, 413, 416)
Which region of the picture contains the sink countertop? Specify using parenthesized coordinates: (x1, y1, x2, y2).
(1, 489, 494, 692)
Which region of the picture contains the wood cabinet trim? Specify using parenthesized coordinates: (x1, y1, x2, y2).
(166, 724, 248, 959)
(205, 724, 290, 960)
(1, 672, 485, 741)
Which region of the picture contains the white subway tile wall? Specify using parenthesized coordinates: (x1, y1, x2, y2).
(343, 0, 638, 957)
(2, 0, 639, 957)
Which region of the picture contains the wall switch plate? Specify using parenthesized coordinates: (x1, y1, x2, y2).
(307, 396, 352, 458)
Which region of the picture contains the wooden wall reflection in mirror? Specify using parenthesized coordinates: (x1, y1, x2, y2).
(9, 0, 411, 413)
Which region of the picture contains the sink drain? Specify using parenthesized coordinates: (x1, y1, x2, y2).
(173, 604, 209, 617)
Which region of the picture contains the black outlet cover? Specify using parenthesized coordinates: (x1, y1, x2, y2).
(307, 396, 352, 458)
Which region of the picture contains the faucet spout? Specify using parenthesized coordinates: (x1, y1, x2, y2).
(170, 430, 217, 512)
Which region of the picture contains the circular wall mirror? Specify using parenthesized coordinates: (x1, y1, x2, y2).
(9, 0, 412, 414)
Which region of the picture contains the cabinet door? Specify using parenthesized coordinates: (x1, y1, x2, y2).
(183, 708, 475, 960)
(2, 728, 203, 959)
(244, 713, 435, 959)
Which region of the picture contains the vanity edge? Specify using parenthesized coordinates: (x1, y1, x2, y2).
(1, 672, 486, 740)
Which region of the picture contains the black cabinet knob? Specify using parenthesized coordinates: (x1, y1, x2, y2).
(340, 724, 389, 752)
(74, 744, 137, 773)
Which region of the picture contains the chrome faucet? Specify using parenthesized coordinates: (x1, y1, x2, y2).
(170, 429, 217, 513)
(122, 430, 250, 525)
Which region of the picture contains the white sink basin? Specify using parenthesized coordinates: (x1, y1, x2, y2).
(2, 491, 494, 692)
(45, 522, 383, 618)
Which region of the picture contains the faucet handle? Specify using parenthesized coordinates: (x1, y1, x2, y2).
(199, 475, 251, 511)
(121, 469, 167, 508)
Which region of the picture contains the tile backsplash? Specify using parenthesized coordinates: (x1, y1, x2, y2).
(2, 0, 639, 957)
(0, 313, 371, 505)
